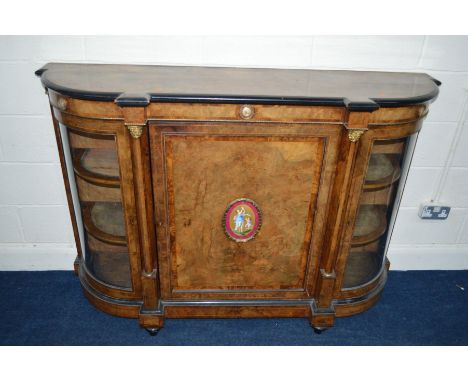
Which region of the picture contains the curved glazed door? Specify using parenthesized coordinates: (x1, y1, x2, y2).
(335, 107, 425, 297)
(65, 129, 132, 288)
(149, 122, 342, 301)
(343, 135, 417, 288)
(53, 107, 143, 299)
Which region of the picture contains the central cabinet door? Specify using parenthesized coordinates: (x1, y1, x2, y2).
(149, 122, 341, 300)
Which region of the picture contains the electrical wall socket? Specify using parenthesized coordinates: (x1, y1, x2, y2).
(418, 203, 451, 220)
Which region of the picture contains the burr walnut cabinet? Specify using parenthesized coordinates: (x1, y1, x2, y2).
(36, 63, 440, 334)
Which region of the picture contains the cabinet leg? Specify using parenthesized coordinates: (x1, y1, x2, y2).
(145, 327, 161, 336)
(312, 326, 328, 334)
(308, 303, 335, 333)
(139, 310, 164, 336)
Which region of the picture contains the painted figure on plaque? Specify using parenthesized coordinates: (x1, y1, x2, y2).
(233, 207, 251, 233)
(244, 216, 253, 231)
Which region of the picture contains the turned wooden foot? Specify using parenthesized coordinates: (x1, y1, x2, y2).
(312, 326, 328, 334)
(145, 327, 160, 336)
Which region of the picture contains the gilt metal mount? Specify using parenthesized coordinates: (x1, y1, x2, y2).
(127, 125, 144, 139)
(320, 269, 336, 279)
(347, 129, 367, 143)
(142, 269, 157, 279)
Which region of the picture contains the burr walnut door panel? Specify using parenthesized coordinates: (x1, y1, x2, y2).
(149, 122, 341, 300)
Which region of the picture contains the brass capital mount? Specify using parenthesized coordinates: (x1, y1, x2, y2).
(127, 125, 144, 139)
(347, 129, 367, 143)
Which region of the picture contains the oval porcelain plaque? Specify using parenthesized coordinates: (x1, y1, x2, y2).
(223, 198, 262, 242)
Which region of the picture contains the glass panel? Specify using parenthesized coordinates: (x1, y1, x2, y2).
(77, 148, 120, 178)
(63, 127, 132, 289)
(343, 137, 415, 288)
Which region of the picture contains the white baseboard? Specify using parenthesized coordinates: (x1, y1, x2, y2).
(0, 243, 467, 271)
(388, 245, 468, 270)
(0, 244, 77, 270)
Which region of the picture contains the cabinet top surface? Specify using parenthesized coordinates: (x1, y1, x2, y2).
(36, 63, 440, 111)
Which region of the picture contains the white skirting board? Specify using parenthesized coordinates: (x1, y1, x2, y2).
(387, 245, 468, 270)
(0, 244, 77, 270)
(0, 243, 467, 271)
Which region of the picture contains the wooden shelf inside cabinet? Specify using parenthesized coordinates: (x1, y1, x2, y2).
(73, 148, 120, 188)
(83, 202, 126, 246)
(371, 139, 405, 155)
(352, 205, 387, 247)
(343, 251, 381, 289)
(364, 154, 401, 191)
(87, 247, 132, 289)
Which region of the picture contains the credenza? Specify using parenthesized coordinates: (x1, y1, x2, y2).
(36, 63, 440, 334)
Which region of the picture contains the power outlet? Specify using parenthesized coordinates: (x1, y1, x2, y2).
(418, 204, 451, 220)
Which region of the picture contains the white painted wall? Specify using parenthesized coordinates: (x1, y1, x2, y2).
(0, 35, 467, 270)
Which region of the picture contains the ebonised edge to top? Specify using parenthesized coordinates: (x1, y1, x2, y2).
(35, 63, 441, 111)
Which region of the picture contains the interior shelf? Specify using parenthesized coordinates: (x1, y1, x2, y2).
(86, 246, 132, 289)
(352, 205, 387, 247)
(342, 251, 381, 288)
(83, 202, 126, 246)
(371, 139, 405, 154)
(364, 154, 401, 191)
(73, 148, 120, 188)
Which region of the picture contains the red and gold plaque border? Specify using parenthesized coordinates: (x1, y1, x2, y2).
(223, 198, 262, 243)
